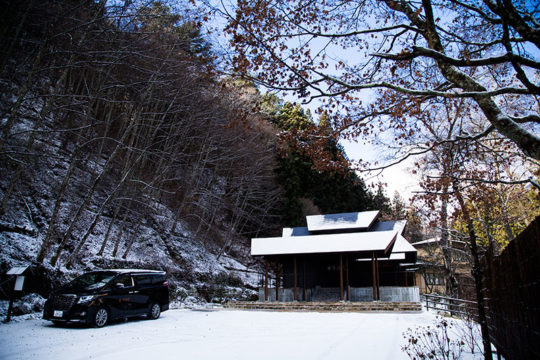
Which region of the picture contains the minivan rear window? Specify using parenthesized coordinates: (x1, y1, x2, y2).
(134, 275, 152, 285)
(151, 274, 166, 284)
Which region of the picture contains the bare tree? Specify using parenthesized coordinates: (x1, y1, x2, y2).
(220, 0, 539, 163)
(1, 0, 283, 273)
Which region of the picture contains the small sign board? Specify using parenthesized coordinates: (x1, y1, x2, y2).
(14, 276, 25, 291)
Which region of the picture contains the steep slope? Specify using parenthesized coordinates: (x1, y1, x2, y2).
(0, 0, 275, 303)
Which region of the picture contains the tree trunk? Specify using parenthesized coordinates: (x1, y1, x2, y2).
(36, 130, 84, 263)
(49, 110, 138, 266)
(440, 191, 459, 297)
(97, 198, 123, 257)
(454, 184, 493, 360)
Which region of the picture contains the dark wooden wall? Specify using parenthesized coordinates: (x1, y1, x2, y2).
(484, 216, 540, 360)
(281, 254, 412, 288)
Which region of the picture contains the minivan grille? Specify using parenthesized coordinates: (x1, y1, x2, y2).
(52, 294, 77, 311)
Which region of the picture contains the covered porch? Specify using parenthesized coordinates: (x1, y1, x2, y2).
(258, 251, 419, 303)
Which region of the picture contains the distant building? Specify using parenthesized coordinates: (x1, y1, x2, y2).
(411, 238, 447, 294)
(412, 237, 474, 299)
(251, 211, 419, 302)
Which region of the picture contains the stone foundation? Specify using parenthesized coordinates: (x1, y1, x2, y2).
(224, 301, 422, 312)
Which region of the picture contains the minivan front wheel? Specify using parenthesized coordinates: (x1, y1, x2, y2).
(148, 303, 161, 320)
(93, 307, 109, 328)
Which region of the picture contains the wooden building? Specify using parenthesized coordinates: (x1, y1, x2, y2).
(412, 237, 475, 298)
(251, 211, 419, 302)
(412, 238, 447, 295)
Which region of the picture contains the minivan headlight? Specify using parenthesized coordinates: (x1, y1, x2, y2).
(77, 295, 96, 304)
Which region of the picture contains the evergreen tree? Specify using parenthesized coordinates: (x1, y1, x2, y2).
(391, 191, 407, 219)
(267, 100, 380, 226)
(372, 184, 392, 220)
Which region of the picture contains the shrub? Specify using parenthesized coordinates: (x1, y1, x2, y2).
(213, 271, 243, 288)
(13, 294, 46, 315)
(402, 316, 464, 360)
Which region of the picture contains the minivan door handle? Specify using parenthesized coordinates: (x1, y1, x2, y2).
(129, 290, 139, 294)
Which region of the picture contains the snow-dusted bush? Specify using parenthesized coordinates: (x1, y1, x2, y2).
(454, 314, 482, 355)
(205, 272, 257, 303)
(175, 287, 190, 302)
(13, 294, 46, 315)
(402, 316, 464, 360)
(213, 271, 243, 288)
(0, 300, 9, 319)
(169, 286, 206, 308)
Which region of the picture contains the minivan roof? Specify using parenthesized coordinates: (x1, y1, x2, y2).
(99, 269, 165, 274)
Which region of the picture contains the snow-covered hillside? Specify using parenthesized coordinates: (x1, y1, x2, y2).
(0, 93, 263, 305)
(0, 0, 281, 306)
(0, 186, 261, 305)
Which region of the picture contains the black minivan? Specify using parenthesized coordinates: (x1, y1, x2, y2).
(43, 269, 169, 327)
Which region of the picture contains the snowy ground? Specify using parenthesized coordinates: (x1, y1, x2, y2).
(0, 309, 482, 360)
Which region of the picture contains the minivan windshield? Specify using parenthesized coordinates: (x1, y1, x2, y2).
(65, 272, 117, 291)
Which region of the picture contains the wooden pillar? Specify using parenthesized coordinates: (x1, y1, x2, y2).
(345, 256, 350, 301)
(293, 256, 297, 301)
(5, 287, 14, 322)
(372, 252, 377, 301)
(275, 264, 279, 301)
(302, 257, 306, 301)
(264, 262, 268, 301)
(375, 255, 380, 300)
(339, 254, 344, 301)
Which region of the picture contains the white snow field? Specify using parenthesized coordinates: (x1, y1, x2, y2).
(0, 309, 481, 360)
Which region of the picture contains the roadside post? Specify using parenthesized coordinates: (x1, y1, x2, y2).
(5, 266, 30, 322)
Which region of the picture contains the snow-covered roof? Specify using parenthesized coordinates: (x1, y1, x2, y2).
(282, 227, 310, 237)
(392, 235, 417, 254)
(101, 269, 166, 274)
(306, 211, 379, 232)
(252, 212, 415, 260)
(283, 220, 405, 237)
(353, 234, 415, 261)
(251, 230, 398, 256)
(370, 220, 406, 234)
(7, 266, 30, 275)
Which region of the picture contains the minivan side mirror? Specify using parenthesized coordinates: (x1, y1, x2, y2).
(114, 283, 125, 289)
